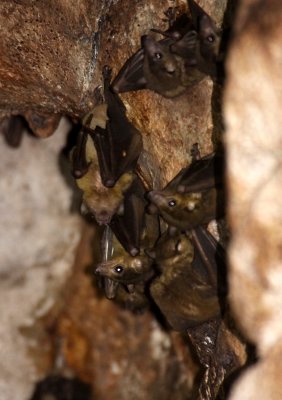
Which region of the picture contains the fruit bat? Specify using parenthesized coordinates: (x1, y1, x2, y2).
(112, 34, 199, 98)
(187, 0, 221, 63)
(150, 226, 225, 331)
(95, 210, 159, 292)
(147, 153, 225, 230)
(74, 133, 135, 225)
(1, 115, 25, 148)
(111, 2, 222, 96)
(85, 66, 143, 188)
(98, 225, 150, 310)
(95, 231, 154, 291)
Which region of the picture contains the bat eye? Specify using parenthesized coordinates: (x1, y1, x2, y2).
(207, 34, 215, 43)
(154, 52, 162, 60)
(114, 265, 124, 274)
(168, 199, 176, 207)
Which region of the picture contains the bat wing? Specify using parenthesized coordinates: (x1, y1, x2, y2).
(190, 226, 227, 298)
(187, 0, 209, 30)
(110, 177, 146, 256)
(166, 154, 224, 193)
(111, 48, 147, 93)
(71, 126, 91, 179)
(90, 67, 143, 188)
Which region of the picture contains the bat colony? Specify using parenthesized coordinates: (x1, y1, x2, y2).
(69, 2, 236, 398)
(2, 1, 237, 399)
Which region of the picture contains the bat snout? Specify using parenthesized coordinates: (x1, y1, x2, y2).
(95, 210, 112, 225)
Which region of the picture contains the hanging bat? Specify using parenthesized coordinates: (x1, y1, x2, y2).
(85, 66, 143, 188)
(187, 0, 221, 64)
(95, 230, 154, 293)
(147, 152, 225, 230)
(75, 133, 135, 225)
(112, 34, 199, 98)
(98, 225, 150, 310)
(150, 225, 225, 331)
(95, 210, 159, 292)
(1, 115, 26, 148)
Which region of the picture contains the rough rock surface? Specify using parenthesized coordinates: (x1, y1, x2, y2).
(225, 0, 282, 398)
(0, 0, 249, 399)
(0, 118, 81, 400)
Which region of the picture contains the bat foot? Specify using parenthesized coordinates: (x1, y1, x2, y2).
(129, 247, 139, 257)
(102, 65, 112, 82)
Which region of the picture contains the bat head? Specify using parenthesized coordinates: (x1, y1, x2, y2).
(142, 35, 181, 78)
(198, 15, 221, 61)
(95, 254, 152, 284)
(147, 189, 203, 228)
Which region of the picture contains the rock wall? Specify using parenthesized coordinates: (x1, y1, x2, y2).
(225, 0, 282, 398)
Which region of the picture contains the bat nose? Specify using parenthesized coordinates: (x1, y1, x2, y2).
(96, 210, 111, 225)
(95, 265, 103, 275)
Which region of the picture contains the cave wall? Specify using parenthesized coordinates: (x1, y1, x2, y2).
(225, 0, 282, 398)
(2, 0, 281, 399)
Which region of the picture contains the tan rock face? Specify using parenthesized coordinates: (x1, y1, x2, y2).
(225, 0, 282, 398)
(0, 1, 250, 399)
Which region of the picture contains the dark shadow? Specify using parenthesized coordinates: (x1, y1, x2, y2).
(29, 374, 92, 400)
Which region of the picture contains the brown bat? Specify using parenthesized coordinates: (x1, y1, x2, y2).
(150, 226, 225, 331)
(147, 152, 225, 231)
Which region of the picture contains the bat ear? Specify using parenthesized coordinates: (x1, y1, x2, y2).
(199, 14, 217, 39)
(145, 248, 156, 259)
(141, 35, 163, 58)
(188, 0, 209, 29)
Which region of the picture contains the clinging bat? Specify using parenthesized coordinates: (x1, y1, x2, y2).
(95, 227, 155, 291)
(96, 202, 159, 292)
(99, 227, 150, 310)
(147, 152, 225, 230)
(86, 66, 143, 188)
(112, 2, 222, 97)
(187, 0, 221, 63)
(112, 34, 199, 98)
(75, 134, 135, 225)
(150, 226, 225, 331)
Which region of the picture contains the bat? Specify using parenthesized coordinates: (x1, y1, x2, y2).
(95, 208, 159, 292)
(141, 35, 189, 98)
(150, 226, 225, 331)
(85, 66, 143, 188)
(75, 134, 135, 225)
(146, 152, 225, 230)
(112, 34, 198, 98)
(187, 0, 221, 63)
(112, 1, 222, 97)
(98, 225, 152, 310)
(1, 115, 25, 148)
(95, 230, 155, 291)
